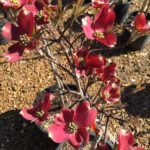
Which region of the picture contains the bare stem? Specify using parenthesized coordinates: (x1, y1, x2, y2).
(57, 26, 84, 98)
(104, 116, 110, 143)
(92, 85, 103, 103)
(42, 33, 65, 106)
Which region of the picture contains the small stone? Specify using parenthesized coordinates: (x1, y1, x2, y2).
(130, 78, 136, 83)
(1, 143, 5, 147)
(20, 129, 24, 134)
(22, 122, 27, 128)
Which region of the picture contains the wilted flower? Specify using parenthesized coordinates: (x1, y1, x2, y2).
(82, 6, 116, 47)
(20, 93, 54, 125)
(134, 13, 150, 32)
(48, 101, 97, 149)
(118, 129, 144, 150)
(2, 9, 36, 62)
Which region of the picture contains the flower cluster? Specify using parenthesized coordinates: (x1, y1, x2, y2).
(1, 0, 57, 62)
(74, 46, 120, 103)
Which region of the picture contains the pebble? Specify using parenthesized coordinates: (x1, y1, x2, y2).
(1, 143, 5, 147)
(22, 122, 27, 128)
(20, 129, 24, 134)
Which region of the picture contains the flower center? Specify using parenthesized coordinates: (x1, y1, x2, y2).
(10, 0, 19, 5)
(105, 92, 110, 99)
(36, 10, 44, 20)
(68, 122, 77, 134)
(19, 34, 31, 46)
(93, 31, 105, 38)
(36, 108, 44, 118)
(78, 57, 85, 65)
(112, 83, 117, 88)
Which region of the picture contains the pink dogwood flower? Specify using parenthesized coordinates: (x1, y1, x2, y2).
(82, 6, 116, 47)
(22, 0, 52, 25)
(20, 93, 55, 125)
(2, 9, 36, 62)
(96, 63, 116, 82)
(0, 0, 28, 9)
(48, 101, 97, 149)
(92, 0, 110, 8)
(134, 13, 150, 32)
(74, 46, 106, 77)
(101, 80, 120, 103)
(74, 46, 90, 77)
(118, 129, 144, 150)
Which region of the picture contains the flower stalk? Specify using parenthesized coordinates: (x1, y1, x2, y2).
(42, 33, 65, 106)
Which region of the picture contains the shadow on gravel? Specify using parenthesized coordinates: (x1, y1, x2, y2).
(96, 47, 135, 58)
(121, 83, 150, 118)
(0, 110, 57, 150)
(91, 46, 144, 58)
(90, 41, 149, 58)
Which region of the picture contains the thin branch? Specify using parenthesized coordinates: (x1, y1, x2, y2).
(104, 116, 110, 143)
(71, 33, 84, 45)
(69, 97, 85, 109)
(42, 33, 65, 106)
(92, 85, 103, 103)
(57, 26, 75, 50)
(45, 24, 74, 71)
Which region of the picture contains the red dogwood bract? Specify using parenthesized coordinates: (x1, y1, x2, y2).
(101, 80, 120, 103)
(96, 62, 117, 82)
(97, 142, 109, 150)
(92, 0, 110, 8)
(2, 9, 36, 62)
(74, 46, 107, 77)
(134, 13, 150, 32)
(20, 93, 54, 125)
(0, 0, 28, 9)
(118, 129, 144, 150)
(22, 0, 50, 25)
(82, 6, 117, 47)
(48, 101, 97, 149)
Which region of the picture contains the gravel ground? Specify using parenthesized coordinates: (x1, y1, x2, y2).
(0, 0, 150, 150)
(0, 44, 149, 150)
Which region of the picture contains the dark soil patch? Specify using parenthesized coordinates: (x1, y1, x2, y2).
(0, 110, 58, 150)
